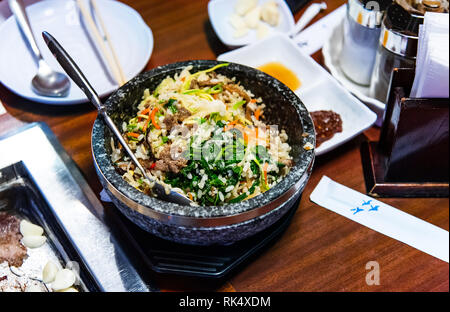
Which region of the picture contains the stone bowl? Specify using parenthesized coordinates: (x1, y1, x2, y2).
(92, 60, 315, 245)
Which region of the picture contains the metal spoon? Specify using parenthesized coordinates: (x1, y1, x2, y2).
(8, 0, 70, 97)
(41, 31, 193, 206)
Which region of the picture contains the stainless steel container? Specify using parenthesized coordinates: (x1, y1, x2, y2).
(339, 0, 392, 85)
(369, 3, 422, 103)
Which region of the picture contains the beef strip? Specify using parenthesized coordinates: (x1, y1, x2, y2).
(154, 145, 187, 174)
(223, 84, 253, 120)
(138, 159, 154, 171)
(223, 84, 251, 103)
(162, 114, 176, 130)
(190, 79, 200, 89)
(176, 107, 191, 120)
(162, 107, 191, 130)
(0, 214, 27, 267)
(197, 79, 218, 87)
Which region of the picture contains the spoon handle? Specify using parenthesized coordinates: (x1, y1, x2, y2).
(42, 31, 103, 109)
(42, 31, 193, 206)
(8, 0, 43, 62)
(42, 32, 147, 175)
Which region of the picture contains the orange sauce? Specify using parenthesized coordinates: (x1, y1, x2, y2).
(257, 62, 301, 91)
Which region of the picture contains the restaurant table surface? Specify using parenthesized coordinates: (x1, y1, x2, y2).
(0, 0, 448, 292)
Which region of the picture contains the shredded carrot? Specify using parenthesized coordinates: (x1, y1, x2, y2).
(138, 108, 150, 122)
(140, 107, 150, 115)
(143, 119, 150, 133)
(254, 108, 261, 121)
(263, 162, 269, 185)
(142, 107, 153, 132)
(188, 193, 193, 201)
(250, 99, 257, 103)
(243, 132, 249, 145)
(127, 132, 140, 138)
(151, 107, 160, 130)
(181, 77, 185, 82)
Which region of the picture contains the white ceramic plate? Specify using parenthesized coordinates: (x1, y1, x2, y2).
(208, 0, 295, 47)
(218, 33, 377, 156)
(0, 0, 153, 105)
(322, 20, 385, 126)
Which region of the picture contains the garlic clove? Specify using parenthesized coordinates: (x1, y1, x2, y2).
(261, 1, 280, 26)
(20, 220, 44, 237)
(21, 235, 47, 248)
(235, 0, 258, 16)
(52, 269, 76, 291)
(229, 14, 246, 30)
(42, 261, 59, 283)
(244, 6, 261, 29)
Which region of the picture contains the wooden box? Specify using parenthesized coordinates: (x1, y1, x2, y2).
(361, 68, 449, 197)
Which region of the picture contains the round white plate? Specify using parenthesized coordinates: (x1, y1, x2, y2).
(208, 0, 295, 47)
(322, 19, 385, 126)
(0, 0, 153, 105)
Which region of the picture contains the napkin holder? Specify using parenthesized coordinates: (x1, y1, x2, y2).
(361, 68, 449, 197)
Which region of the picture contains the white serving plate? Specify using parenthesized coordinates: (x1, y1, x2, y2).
(218, 33, 377, 156)
(0, 0, 153, 105)
(322, 20, 385, 126)
(208, 0, 295, 47)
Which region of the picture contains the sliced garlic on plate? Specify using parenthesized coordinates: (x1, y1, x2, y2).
(22, 235, 47, 248)
(235, 0, 257, 16)
(244, 6, 261, 29)
(229, 14, 246, 30)
(261, 1, 280, 26)
(42, 261, 59, 283)
(52, 269, 76, 291)
(20, 219, 44, 237)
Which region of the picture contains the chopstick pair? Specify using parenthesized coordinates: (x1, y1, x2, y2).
(76, 0, 126, 86)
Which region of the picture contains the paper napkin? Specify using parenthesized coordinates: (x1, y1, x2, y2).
(293, 4, 346, 55)
(410, 12, 449, 98)
(310, 176, 449, 262)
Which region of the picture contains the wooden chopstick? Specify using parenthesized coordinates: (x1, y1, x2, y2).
(90, 0, 126, 84)
(76, 0, 125, 86)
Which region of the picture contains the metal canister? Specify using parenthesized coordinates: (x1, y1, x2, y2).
(369, 3, 423, 103)
(339, 0, 392, 85)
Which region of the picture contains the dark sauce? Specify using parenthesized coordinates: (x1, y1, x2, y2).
(310, 110, 343, 147)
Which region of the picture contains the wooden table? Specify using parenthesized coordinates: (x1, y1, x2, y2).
(0, 0, 448, 292)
